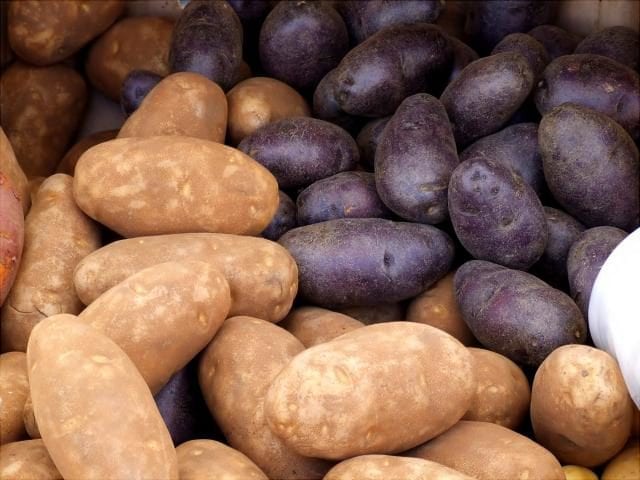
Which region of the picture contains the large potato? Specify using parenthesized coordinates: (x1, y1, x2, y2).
(265, 322, 476, 459)
(575, 26, 639, 71)
(531, 344, 634, 467)
(0, 352, 28, 444)
(280, 306, 364, 347)
(73, 136, 278, 237)
(0, 439, 61, 480)
(0, 128, 29, 214)
(324, 455, 474, 480)
(602, 442, 640, 480)
(177, 439, 268, 480)
(0, 173, 23, 306)
(74, 233, 297, 323)
(1, 174, 100, 352)
(199, 316, 331, 479)
(56, 129, 118, 176)
(27, 314, 178, 479)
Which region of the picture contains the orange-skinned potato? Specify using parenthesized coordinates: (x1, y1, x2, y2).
(0, 128, 29, 214)
(176, 439, 268, 480)
(280, 306, 365, 347)
(0, 439, 61, 480)
(0, 352, 28, 444)
(56, 129, 118, 175)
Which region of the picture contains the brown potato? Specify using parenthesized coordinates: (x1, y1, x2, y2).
(22, 394, 40, 439)
(86, 16, 173, 100)
(602, 441, 640, 480)
(0, 128, 29, 214)
(199, 316, 331, 479)
(406, 272, 475, 345)
(531, 344, 634, 467)
(118, 72, 228, 143)
(280, 306, 365, 347)
(56, 129, 118, 175)
(227, 77, 310, 145)
(176, 439, 268, 480)
(0, 352, 28, 444)
(337, 302, 404, 325)
(463, 348, 530, 429)
(7, 0, 124, 66)
(0, 173, 23, 306)
(0, 62, 87, 177)
(0, 439, 61, 480)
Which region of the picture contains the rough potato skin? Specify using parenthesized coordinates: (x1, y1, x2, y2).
(324, 455, 474, 480)
(0, 174, 24, 306)
(528, 24, 581, 60)
(56, 129, 118, 175)
(1, 175, 101, 352)
(531, 345, 634, 467)
(0, 128, 29, 214)
(280, 307, 364, 347)
(575, 26, 639, 71)
(265, 322, 476, 459)
(356, 117, 390, 170)
(8, 0, 124, 66)
(262, 191, 297, 241)
(454, 260, 587, 366)
(199, 317, 332, 480)
(539, 103, 639, 230)
(0, 353, 28, 444)
(337, 303, 404, 325)
(177, 440, 268, 480)
(448, 157, 547, 270)
(120, 70, 163, 116)
(0, 439, 61, 480)
(492, 33, 550, 80)
(0, 63, 87, 177)
(27, 315, 178, 480)
(441, 52, 535, 147)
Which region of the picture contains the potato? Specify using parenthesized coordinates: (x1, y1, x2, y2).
(74, 233, 297, 323)
(531, 344, 634, 466)
(463, 348, 530, 429)
(73, 136, 278, 237)
(177, 439, 268, 480)
(0, 128, 29, 214)
(120, 70, 163, 116)
(575, 26, 639, 71)
(535, 54, 640, 141)
(539, 103, 639, 230)
(447, 36, 480, 84)
(227, 77, 310, 145)
(55, 129, 118, 176)
(356, 117, 390, 170)
(0, 174, 24, 307)
(22, 394, 39, 440)
(1, 174, 100, 352)
(491, 33, 550, 79)
(280, 306, 364, 347)
(602, 442, 640, 480)
(563, 465, 599, 480)
(7, 0, 124, 66)
(228, 0, 271, 22)
(407, 421, 564, 480)
(280, 218, 454, 308)
(441, 53, 535, 147)
(0, 439, 61, 480)
(27, 314, 178, 479)
(86, 16, 173, 100)
(0, 353, 28, 444)
(262, 191, 297, 241)
(0, 62, 87, 177)
(312, 68, 363, 133)
(324, 455, 474, 480)
(455, 260, 587, 366)
(337, 302, 404, 325)
(528, 24, 581, 60)
(118, 72, 227, 143)
(238, 117, 358, 189)
(448, 157, 547, 270)
(199, 316, 331, 479)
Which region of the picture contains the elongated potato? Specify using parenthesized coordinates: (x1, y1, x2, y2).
(118, 72, 227, 143)
(0, 439, 61, 480)
(0, 352, 28, 444)
(280, 307, 365, 347)
(1, 174, 101, 352)
(199, 316, 332, 479)
(27, 314, 178, 479)
(265, 322, 476, 459)
(0, 173, 23, 306)
(74, 233, 297, 323)
(56, 129, 118, 175)
(73, 136, 278, 237)
(78, 261, 230, 393)
(177, 439, 268, 480)
(324, 455, 474, 480)
(0, 128, 29, 214)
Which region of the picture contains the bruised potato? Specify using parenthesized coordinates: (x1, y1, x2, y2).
(0, 352, 28, 444)
(176, 439, 268, 480)
(280, 307, 364, 347)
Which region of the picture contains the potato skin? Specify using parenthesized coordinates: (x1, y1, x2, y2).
(602, 442, 640, 480)
(0, 128, 29, 214)
(280, 306, 364, 347)
(280, 218, 454, 308)
(177, 440, 268, 480)
(0, 439, 61, 480)
(7, 0, 124, 66)
(356, 117, 390, 170)
(73, 136, 278, 237)
(262, 191, 297, 241)
(491, 33, 550, 79)
(56, 129, 118, 176)
(120, 70, 163, 116)
(312, 68, 364, 133)
(448, 157, 547, 270)
(575, 26, 639, 71)
(27, 315, 178, 480)
(324, 455, 474, 480)
(528, 24, 580, 60)
(531, 345, 634, 467)
(455, 260, 587, 366)
(539, 103, 639, 231)
(0, 353, 28, 444)
(562, 466, 598, 480)
(0, 174, 24, 307)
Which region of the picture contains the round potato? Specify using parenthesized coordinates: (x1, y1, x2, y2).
(337, 302, 404, 325)
(0, 173, 24, 306)
(602, 442, 640, 480)
(562, 465, 598, 480)
(0, 439, 61, 480)
(280, 307, 365, 347)
(0, 352, 28, 444)
(177, 439, 268, 480)
(22, 394, 39, 439)
(0, 128, 29, 214)
(324, 455, 474, 480)
(56, 129, 118, 176)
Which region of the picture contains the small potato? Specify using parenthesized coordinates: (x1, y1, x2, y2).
(602, 442, 640, 480)
(22, 394, 39, 439)
(0, 128, 29, 214)
(55, 129, 118, 176)
(227, 77, 310, 145)
(356, 117, 390, 170)
(86, 16, 174, 100)
(118, 72, 227, 143)
(0, 173, 24, 306)
(177, 439, 268, 480)
(7, 0, 124, 66)
(575, 26, 639, 71)
(280, 306, 364, 347)
(0, 352, 28, 444)
(528, 25, 581, 60)
(120, 70, 163, 116)
(0, 439, 61, 480)
(1, 174, 101, 352)
(337, 303, 404, 325)
(491, 33, 550, 80)
(563, 465, 598, 480)
(73, 136, 278, 237)
(27, 315, 178, 479)
(261, 191, 297, 241)
(0, 62, 87, 177)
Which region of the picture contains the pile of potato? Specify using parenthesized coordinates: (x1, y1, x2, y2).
(1, 1, 639, 479)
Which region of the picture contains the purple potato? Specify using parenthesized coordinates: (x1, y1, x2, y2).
(262, 191, 297, 241)
(491, 33, 550, 80)
(575, 26, 639, 71)
(447, 36, 479, 83)
(313, 67, 364, 133)
(120, 70, 162, 116)
(228, 0, 272, 22)
(356, 116, 390, 170)
(528, 24, 581, 60)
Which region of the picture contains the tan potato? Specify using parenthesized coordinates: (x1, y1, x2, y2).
(1, 174, 101, 352)
(73, 136, 279, 237)
(7, 0, 124, 66)
(280, 306, 365, 347)
(0, 352, 28, 444)
(408, 421, 564, 480)
(227, 77, 310, 145)
(176, 439, 268, 480)
(78, 261, 230, 393)
(56, 129, 118, 175)
(0, 439, 61, 480)
(562, 465, 599, 480)
(531, 345, 634, 467)
(86, 16, 173, 100)
(0, 62, 87, 177)
(199, 316, 332, 479)
(406, 272, 476, 345)
(265, 322, 476, 460)
(74, 233, 297, 323)
(118, 72, 228, 143)
(325, 455, 475, 480)
(602, 441, 640, 480)
(27, 314, 178, 479)
(337, 302, 404, 325)
(22, 394, 40, 439)
(463, 347, 530, 429)
(0, 128, 29, 214)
